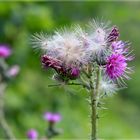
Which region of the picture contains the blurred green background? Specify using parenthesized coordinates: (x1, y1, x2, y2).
(0, 1, 140, 139)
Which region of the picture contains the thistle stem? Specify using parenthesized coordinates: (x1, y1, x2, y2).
(0, 84, 16, 140)
(90, 88, 97, 140)
(90, 67, 101, 140)
(0, 114, 15, 140)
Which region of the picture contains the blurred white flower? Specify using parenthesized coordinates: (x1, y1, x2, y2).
(7, 65, 20, 77)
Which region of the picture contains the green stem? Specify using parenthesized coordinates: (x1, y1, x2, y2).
(0, 115, 16, 140)
(90, 67, 101, 140)
(0, 84, 16, 140)
(90, 88, 97, 140)
(95, 68, 101, 97)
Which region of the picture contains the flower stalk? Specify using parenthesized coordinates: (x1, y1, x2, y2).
(0, 45, 19, 140)
(90, 87, 97, 140)
(89, 67, 101, 140)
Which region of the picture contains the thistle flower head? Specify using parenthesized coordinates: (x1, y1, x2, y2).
(42, 55, 63, 71)
(83, 20, 112, 62)
(106, 33, 133, 83)
(42, 55, 80, 81)
(107, 26, 119, 43)
(0, 45, 11, 58)
(27, 129, 38, 140)
(106, 53, 127, 79)
(44, 112, 61, 123)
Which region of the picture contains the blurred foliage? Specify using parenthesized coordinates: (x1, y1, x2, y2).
(0, 1, 140, 139)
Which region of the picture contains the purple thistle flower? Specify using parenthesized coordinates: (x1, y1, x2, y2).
(106, 53, 127, 79)
(42, 55, 62, 70)
(44, 112, 61, 123)
(0, 45, 11, 58)
(41, 55, 67, 78)
(41, 55, 67, 75)
(27, 129, 38, 140)
(42, 55, 80, 80)
(107, 26, 119, 43)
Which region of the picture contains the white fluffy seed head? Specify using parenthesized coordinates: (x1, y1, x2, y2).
(52, 31, 83, 66)
(87, 20, 111, 56)
(100, 76, 118, 96)
(33, 29, 91, 67)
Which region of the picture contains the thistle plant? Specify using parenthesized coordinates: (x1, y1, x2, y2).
(32, 20, 134, 140)
(27, 112, 62, 140)
(0, 44, 20, 140)
(43, 112, 62, 139)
